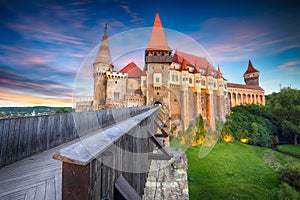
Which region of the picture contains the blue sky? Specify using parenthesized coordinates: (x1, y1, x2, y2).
(0, 0, 299, 107)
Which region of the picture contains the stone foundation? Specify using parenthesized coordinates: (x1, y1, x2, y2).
(142, 148, 189, 200)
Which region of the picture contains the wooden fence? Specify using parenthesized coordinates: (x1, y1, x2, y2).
(53, 106, 170, 199)
(0, 106, 152, 168)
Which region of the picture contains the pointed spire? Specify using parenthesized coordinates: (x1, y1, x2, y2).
(244, 60, 259, 74)
(206, 65, 212, 76)
(94, 25, 112, 65)
(217, 66, 223, 78)
(146, 12, 172, 51)
(180, 59, 188, 71)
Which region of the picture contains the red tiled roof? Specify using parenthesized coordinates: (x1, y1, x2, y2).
(119, 62, 142, 78)
(180, 59, 188, 71)
(244, 60, 259, 74)
(142, 68, 146, 76)
(146, 12, 172, 51)
(227, 83, 264, 91)
(173, 50, 217, 73)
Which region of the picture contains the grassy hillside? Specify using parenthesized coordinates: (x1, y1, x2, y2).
(186, 142, 280, 200)
(277, 145, 300, 157)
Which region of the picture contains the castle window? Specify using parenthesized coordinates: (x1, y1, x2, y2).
(115, 81, 118, 84)
(152, 66, 155, 70)
(189, 78, 192, 84)
(162, 66, 164, 70)
(157, 92, 159, 95)
(156, 77, 160, 83)
(114, 92, 120, 99)
(143, 80, 146, 85)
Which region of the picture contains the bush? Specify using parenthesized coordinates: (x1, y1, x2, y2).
(279, 168, 300, 191)
(268, 183, 300, 200)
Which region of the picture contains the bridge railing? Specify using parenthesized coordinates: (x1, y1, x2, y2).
(53, 106, 170, 200)
(0, 106, 152, 168)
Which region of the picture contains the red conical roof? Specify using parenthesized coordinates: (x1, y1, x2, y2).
(244, 60, 259, 74)
(206, 65, 212, 76)
(94, 28, 112, 65)
(217, 66, 223, 78)
(146, 12, 172, 51)
(180, 59, 188, 71)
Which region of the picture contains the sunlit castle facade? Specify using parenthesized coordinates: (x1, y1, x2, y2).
(75, 12, 265, 129)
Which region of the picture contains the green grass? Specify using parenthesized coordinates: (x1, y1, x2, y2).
(186, 142, 280, 200)
(277, 145, 300, 157)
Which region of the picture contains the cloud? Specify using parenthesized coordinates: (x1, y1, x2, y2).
(190, 16, 300, 62)
(120, 4, 144, 24)
(278, 61, 300, 74)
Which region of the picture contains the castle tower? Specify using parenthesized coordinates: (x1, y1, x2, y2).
(145, 12, 173, 135)
(244, 60, 259, 86)
(93, 25, 113, 110)
(145, 12, 172, 105)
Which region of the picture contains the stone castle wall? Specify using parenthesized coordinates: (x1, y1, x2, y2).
(142, 148, 189, 200)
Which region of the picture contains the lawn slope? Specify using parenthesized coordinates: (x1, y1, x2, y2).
(187, 142, 279, 200)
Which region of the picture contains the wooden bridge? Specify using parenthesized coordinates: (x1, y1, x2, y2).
(0, 106, 171, 200)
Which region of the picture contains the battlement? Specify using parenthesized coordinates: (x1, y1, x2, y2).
(106, 71, 128, 79)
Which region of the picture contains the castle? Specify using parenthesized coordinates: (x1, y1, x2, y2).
(75, 12, 265, 129)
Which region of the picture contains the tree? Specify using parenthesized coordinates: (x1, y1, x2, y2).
(223, 104, 277, 147)
(267, 88, 300, 145)
(55, 108, 69, 114)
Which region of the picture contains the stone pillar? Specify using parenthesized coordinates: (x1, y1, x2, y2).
(196, 90, 202, 117)
(206, 90, 215, 129)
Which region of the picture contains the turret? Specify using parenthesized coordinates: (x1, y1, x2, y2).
(145, 12, 172, 64)
(93, 24, 113, 110)
(244, 60, 259, 86)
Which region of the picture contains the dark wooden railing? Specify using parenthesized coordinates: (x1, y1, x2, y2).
(0, 107, 152, 168)
(53, 106, 170, 200)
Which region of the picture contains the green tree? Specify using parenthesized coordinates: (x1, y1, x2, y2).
(267, 88, 300, 145)
(223, 104, 277, 147)
(55, 108, 69, 114)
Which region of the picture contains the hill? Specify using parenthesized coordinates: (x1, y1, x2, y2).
(185, 142, 300, 199)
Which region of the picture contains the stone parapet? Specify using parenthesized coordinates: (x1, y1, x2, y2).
(142, 148, 189, 200)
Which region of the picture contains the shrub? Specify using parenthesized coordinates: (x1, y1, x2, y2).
(279, 168, 300, 191)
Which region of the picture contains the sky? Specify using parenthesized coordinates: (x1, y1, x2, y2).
(0, 0, 300, 107)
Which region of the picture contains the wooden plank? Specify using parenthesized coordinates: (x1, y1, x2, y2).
(55, 173, 62, 200)
(11, 117, 21, 163)
(0, 119, 9, 167)
(6, 119, 15, 166)
(17, 117, 26, 161)
(0, 190, 25, 200)
(37, 116, 46, 153)
(114, 174, 141, 200)
(31, 117, 38, 155)
(35, 182, 46, 200)
(53, 115, 60, 147)
(47, 115, 54, 149)
(62, 162, 90, 200)
(23, 117, 30, 158)
(25, 187, 36, 200)
(45, 177, 56, 200)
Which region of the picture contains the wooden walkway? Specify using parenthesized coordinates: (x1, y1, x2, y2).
(0, 140, 78, 200)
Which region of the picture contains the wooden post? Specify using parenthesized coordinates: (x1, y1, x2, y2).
(62, 162, 90, 200)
